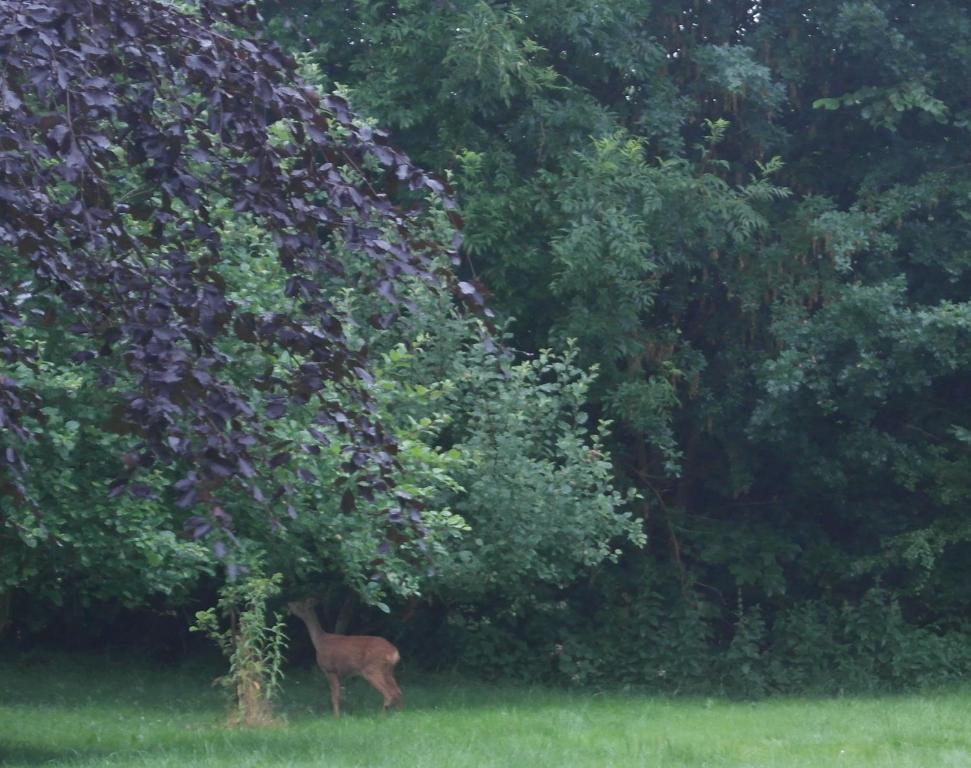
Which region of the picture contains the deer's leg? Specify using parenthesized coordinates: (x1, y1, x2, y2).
(383, 669, 403, 709)
(361, 668, 395, 712)
(325, 671, 342, 719)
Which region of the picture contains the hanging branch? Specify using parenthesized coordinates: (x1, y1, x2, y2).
(0, 0, 480, 546)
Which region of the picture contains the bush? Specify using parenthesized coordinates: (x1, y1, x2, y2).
(191, 573, 288, 727)
(412, 579, 971, 695)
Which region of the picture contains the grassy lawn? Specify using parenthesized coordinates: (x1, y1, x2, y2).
(1, 654, 969, 767)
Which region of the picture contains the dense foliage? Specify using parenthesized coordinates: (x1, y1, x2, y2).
(263, 0, 971, 691)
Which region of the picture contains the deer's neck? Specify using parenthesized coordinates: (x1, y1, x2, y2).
(298, 612, 331, 650)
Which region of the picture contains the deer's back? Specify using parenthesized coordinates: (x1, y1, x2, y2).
(316, 634, 400, 676)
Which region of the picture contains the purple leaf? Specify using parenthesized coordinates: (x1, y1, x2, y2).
(192, 521, 212, 539)
(270, 451, 290, 468)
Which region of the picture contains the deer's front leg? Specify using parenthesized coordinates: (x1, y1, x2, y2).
(326, 672, 342, 718)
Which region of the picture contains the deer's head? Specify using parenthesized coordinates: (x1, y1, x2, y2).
(287, 596, 320, 620)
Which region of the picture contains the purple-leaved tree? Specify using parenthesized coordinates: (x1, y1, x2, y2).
(0, 0, 480, 547)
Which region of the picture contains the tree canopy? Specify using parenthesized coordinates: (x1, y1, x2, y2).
(0, 0, 471, 539)
(263, 0, 971, 689)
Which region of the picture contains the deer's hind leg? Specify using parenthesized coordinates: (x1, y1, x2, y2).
(383, 669, 403, 709)
(361, 667, 397, 712)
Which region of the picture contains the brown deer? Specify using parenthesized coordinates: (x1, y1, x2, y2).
(287, 597, 402, 718)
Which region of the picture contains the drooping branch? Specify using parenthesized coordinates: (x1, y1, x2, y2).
(0, 0, 478, 542)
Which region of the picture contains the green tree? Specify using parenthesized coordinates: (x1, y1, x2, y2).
(264, 0, 971, 688)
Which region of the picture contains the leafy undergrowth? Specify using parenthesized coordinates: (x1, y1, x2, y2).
(1, 654, 969, 767)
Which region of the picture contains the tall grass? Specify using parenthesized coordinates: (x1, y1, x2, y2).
(1, 653, 969, 767)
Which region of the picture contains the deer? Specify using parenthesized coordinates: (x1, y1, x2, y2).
(287, 596, 402, 718)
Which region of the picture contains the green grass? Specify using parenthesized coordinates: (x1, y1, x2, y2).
(1, 654, 970, 767)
